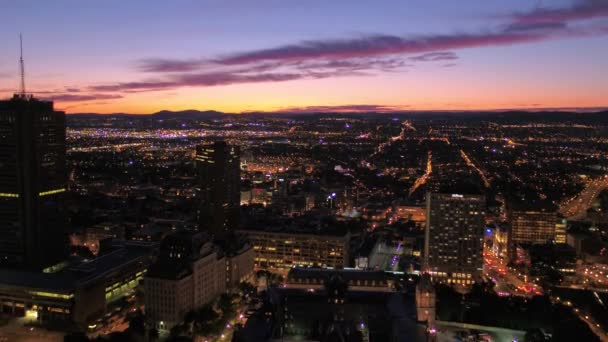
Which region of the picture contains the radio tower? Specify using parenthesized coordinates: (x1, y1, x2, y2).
(19, 34, 26, 97)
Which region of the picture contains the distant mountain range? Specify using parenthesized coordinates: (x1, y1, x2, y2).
(70, 109, 226, 119)
(68, 108, 608, 121)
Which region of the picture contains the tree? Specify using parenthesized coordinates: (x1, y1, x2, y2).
(148, 328, 160, 341)
(218, 293, 236, 315)
(64, 332, 90, 342)
(238, 281, 256, 297)
(192, 304, 220, 336)
(169, 324, 185, 339)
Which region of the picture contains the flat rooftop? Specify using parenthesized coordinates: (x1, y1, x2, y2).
(0, 242, 152, 292)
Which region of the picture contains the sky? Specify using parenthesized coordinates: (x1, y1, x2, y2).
(0, 0, 607, 113)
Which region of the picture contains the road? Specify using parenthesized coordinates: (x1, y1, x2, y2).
(484, 249, 608, 340)
(409, 150, 432, 195)
(560, 175, 608, 220)
(552, 296, 608, 342)
(460, 149, 490, 188)
(483, 249, 541, 297)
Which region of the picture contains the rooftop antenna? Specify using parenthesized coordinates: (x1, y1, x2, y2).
(19, 34, 26, 97)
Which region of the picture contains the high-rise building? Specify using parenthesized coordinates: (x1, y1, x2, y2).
(0, 95, 67, 269)
(196, 141, 240, 235)
(424, 193, 485, 285)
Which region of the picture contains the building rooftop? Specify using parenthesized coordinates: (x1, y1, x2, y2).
(239, 211, 355, 237)
(287, 267, 399, 282)
(0, 241, 152, 291)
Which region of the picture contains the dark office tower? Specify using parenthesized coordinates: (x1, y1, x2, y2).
(0, 95, 67, 270)
(424, 192, 485, 285)
(196, 141, 240, 235)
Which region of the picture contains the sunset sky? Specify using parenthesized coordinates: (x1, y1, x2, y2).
(0, 0, 607, 113)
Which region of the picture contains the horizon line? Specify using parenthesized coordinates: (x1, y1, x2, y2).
(63, 106, 608, 115)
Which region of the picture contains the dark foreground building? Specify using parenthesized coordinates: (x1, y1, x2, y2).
(0, 241, 152, 326)
(0, 95, 67, 270)
(241, 271, 427, 342)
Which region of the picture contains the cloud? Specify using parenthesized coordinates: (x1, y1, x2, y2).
(90, 80, 176, 92)
(208, 1, 607, 66)
(45, 93, 123, 102)
(89, 0, 608, 95)
(508, 0, 608, 25)
(409, 51, 458, 62)
(278, 104, 409, 113)
(504, 21, 569, 33)
(293, 58, 411, 73)
(136, 58, 207, 73)
(89, 70, 359, 92)
(213, 33, 540, 66)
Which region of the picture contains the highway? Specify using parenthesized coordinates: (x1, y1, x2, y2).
(409, 150, 432, 195)
(560, 175, 608, 220)
(460, 149, 490, 188)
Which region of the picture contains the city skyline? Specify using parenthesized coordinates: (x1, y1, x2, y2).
(1, 0, 607, 114)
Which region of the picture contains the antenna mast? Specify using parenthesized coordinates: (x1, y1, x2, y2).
(19, 34, 26, 96)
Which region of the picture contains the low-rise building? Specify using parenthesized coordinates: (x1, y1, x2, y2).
(392, 201, 426, 227)
(144, 230, 254, 331)
(84, 222, 125, 254)
(238, 229, 349, 270)
(507, 202, 560, 259)
(285, 267, 398, 292)
(0, 241, 152, 327)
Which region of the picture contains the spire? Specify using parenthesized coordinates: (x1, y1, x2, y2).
(19, 34, 26, 97)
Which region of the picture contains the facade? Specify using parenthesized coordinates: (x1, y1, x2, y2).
(555, 218, 567, 244)
(196, 141, 240, 235)
(0, 95, 67, 270)
(492, 226, 509, 259)
(415, 275, 436, 324)
(237, 229, 350, 270)
(145, 231, 254, 330)
(226, 245, 255, 288)
(0, 242, 151, 326)
(424, 193, 485, 285)
(508, 206, 559, 259)
(285, 267, 397, 292)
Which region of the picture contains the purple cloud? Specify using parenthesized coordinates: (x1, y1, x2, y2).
(46, 93, 123, 102)
(89, 70, 359, 92)
(214, 32, 546, 66)
(136, 58, 207, 73)
(91, 80, 176, 92)
(409, 51, 458, 62)
(88, 0, 608, 95)
(508, 0, 608, 25)
(209, 1, 607, 66)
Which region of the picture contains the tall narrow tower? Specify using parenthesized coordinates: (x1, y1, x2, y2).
(196, 141, 240, 235)
(0, 37, 68, 269)
(19, 34, 26, 97)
